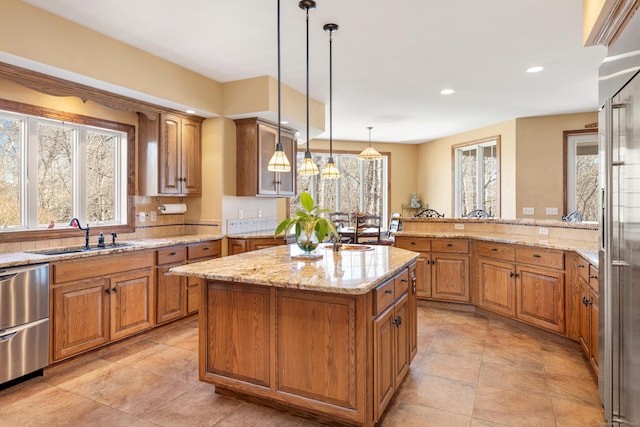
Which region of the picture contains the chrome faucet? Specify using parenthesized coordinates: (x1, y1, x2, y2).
(97, 232, 105, 248)
(69, 218, 90, 250)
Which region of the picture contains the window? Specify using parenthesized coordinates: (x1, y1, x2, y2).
(292, 152, 389, 225)
(453, 136, 500, 217)
(564, 131, 598, 222)
(0, 108, 129, 230)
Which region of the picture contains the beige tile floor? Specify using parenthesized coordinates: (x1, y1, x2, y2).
(0, 305, 606, 427)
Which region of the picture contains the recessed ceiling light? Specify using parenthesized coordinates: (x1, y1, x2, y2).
(526, 66, 544, 73)
(185, 109, 196, 114)
(440, 89, 455, 95)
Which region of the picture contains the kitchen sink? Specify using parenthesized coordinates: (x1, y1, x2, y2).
(321, 244, 374, 251)
(29, 242, 138, 256)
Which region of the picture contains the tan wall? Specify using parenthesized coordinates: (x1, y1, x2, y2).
(515, 112, 598, 219)
(309, 139, 419, 217)
(416, 120, 517, 218)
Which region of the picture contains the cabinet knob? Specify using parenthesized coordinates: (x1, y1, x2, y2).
(112, 287, 117, 293)
(393, 316, 403, 327)
(105, 288, 110, 295)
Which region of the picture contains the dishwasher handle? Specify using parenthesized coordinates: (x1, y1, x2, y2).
(0, 273, 18, 282)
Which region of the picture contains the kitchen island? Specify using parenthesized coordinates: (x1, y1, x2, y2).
(170, 243, 419, 426)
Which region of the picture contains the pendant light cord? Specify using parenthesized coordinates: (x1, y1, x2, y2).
(277, 0, 282, 150)
(329, 28, 333, 158)
(305, 4, 310, 154)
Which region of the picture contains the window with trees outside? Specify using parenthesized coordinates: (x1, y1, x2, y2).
(564, 130, 598, 222)
(291, 152, 389, 225)
(0, 108, 129, 230)
(453, 137, 500, 217)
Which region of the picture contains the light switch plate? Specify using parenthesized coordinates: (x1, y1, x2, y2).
(454, 223, 464, 230)
(546, 207, 558, 215)
(523, 207, 535, 215)
(139, 212, 145, 222)
(150, 211, 157, 222)
(539, 227, 549, 235)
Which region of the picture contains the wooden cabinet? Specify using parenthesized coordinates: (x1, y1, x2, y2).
(200, 262, 416, 426)
(235, 117, 296, 197)
(51, 251, 155, 361)
(138, 112, 202, 196)
(569, 253, 599, 376)
(186, 240, 222, 314)
(156, 246, 187, 324)
(477, 242, 565, 334)
(373, 268, 411, 419)
(395, 237, 470, 303)
(227, 236, 289, 255)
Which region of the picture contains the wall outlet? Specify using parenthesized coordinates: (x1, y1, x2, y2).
(258, 209, 262, 218)
(150, 211, 157, 222)
(523, 207, 535, 215)
(546, 207, 558, 215)
(238, 209, 243, 219)
(139, 212, 145, 222)
(454, 223, 464, 230)
(539, 227, 549, 235)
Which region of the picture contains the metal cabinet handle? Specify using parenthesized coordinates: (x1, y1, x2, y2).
(447, 243, 453, 247)
(385, 289, 393, 294)
(577, 264, 585, 268)
(112, 287, 117, 293)
(532, 254, 541, 258)
(491, 248, 498, 251)
(401, 278, 409, 283)
(105, 288, 111, 295)
(589, 274, 598, 279)
(393, 316, 403, 327)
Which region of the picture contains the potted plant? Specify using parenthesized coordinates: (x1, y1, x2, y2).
(275, 192, 339, 253)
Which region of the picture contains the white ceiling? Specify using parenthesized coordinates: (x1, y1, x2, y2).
(22, 0, 607, 144)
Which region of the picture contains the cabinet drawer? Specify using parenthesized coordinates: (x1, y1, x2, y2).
(394, 237, 430, 252)
(477, 241, 515, 261)
(575, 256, 590, 282)
(394, 269, 410, 296)
(188, 241, 221, 260)
(53, 251, 154, 284)
(589, 265, 599, 293)
(157, 246, 186, 265)
(431, 239, 469, 254)
(373, 279, 396, 316)
(515, 246, 564, 270)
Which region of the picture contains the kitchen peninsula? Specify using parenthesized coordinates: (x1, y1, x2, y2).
(170, 244, 419, 426)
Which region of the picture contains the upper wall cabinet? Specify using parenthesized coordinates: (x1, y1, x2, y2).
(235, 118, 296, 197)
(139, 113, 203, 196)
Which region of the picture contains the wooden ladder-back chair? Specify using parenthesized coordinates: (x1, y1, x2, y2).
(354, 214, 382, 244)
(329, 212, 352, 243)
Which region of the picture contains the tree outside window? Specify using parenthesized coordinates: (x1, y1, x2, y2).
(453, 137, 500, 217)
(564, 131, 598, 222)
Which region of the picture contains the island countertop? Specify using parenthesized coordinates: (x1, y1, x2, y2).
(170, 243, 419, 295)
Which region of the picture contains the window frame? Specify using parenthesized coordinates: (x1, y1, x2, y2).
(563, 129, 599, 220)
(293, 148, 391, 226)
(452, 135, 501, 217)
(0, 98, 135, 243)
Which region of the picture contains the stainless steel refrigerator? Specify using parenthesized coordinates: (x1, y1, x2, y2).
(599, 9, 640, 427)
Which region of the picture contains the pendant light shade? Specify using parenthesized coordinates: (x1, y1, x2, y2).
(267, 0, 291, 172)
(298, 0, 319, 176)
(321, 23, 340, 180)
(358, 126, 383, 160)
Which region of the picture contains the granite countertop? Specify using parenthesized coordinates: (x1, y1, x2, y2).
(0, 234, 224, 269)
(394, 230, 599, 266)
(170, 243, 419, 295)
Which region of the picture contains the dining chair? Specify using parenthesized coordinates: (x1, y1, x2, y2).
(329, 212, 352, 243)
(354, 214, 382, 244)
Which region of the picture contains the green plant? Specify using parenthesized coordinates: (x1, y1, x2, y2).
(275, 192, 339, 251)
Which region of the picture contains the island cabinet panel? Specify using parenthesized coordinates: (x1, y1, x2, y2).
(205, 282, 270, 387)
(276, 290, 358, 409)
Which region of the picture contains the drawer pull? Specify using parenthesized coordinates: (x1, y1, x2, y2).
(385, 289, 393, 294)
(491, 248, 498, 251)
(169, 252, 177, 256)
(203, 247, 210, 251)
(447, 243, 453, 247)
(410, 241, 416, 245)
(401, 278, 409, 283)
(532, 254, 541, 258)
(589, 274, 598, 279)
(577, 264, 585, 268)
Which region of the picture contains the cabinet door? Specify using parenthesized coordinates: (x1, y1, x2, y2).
(249, 238, 286, 252)
(277, 130, 295, 195)
(373, 305, 395, 420)
(181, 117, 201, 195)
(431, 253, 469, 302)
(414, 255, 431, 298)
(110, 268, 154, 340)
(577, 278, 591, 355)
(228, 238, 248, 255)
(258, 124, 279, 196)
(53, 278, 110, 361)
(408, 263, 418, 361)
(589, 290, 599, 376)
(516, 266, 565, 333)
(394, 293, 410, 386)
(478, 259, 516, 317)
(159, 114, 182, 195)
(156, 264, 186, 323)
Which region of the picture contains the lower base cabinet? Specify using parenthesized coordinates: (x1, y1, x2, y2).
(156, 246, 187, 324)
(201, 262, 417, 426)
(51, 251, 155, 362)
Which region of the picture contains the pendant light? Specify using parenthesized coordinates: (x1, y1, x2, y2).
(358, 126, 383, 160)
(321, 23, 340, 179)
(267, 0, 291, 172)
(298, 0, 319, 176)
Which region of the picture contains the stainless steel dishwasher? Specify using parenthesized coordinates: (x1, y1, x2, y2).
(0, 263, 49, 386)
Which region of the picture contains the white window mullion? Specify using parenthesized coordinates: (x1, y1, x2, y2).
(26, 118, 39, 228)
(76, 127, 87, 223)
(477, 145, 485, 210)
